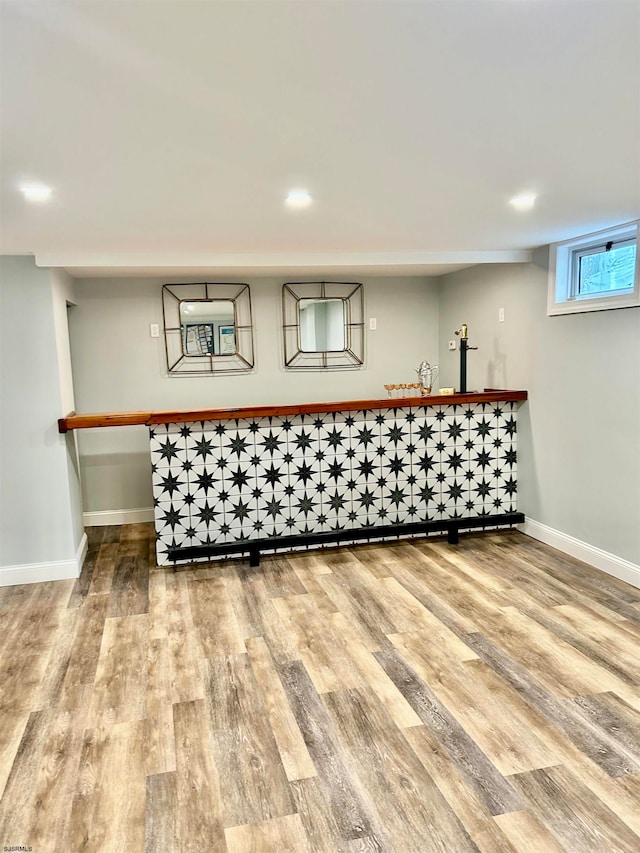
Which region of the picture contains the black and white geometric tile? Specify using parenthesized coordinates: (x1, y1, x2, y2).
(151, 403, 519, 565)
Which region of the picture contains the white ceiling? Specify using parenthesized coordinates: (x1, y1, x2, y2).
(1, 0, 638, 277)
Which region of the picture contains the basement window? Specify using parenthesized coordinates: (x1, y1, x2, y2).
(548, 221, 639, 315)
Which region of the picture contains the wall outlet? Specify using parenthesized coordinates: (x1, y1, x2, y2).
(150, 323, 160, 338)
(448, 340, 457, 351)
(369, 317, 377, 331)
(498, 307, 505, 323)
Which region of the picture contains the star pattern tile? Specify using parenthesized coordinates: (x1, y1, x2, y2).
(152, 403, 519, 564)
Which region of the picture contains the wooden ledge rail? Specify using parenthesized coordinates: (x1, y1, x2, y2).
(57, 410, 154, 433)
(58, 389, 528, 433)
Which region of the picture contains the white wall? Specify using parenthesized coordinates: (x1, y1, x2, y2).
(0, 256, 85, 583)
(438, 250, 640, 567)
(69, 275, 440, 513)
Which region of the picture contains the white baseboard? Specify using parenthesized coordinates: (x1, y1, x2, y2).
(83, 508, 154, 526)
(519, 518, 640, 590)
(0, 532, 88, 588)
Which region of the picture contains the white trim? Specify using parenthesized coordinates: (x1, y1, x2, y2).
(0, 532, 88, 588)
(519, 518, 640, 590)
(76, 530, 88, 572)
(83, 507, 155, 526)
(547, 220, 640, 316)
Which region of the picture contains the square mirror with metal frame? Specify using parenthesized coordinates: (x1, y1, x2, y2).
(282, 281, 364, 369)
(162, 282, 254, 375)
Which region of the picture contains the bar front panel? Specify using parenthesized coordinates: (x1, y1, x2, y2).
(151, 402, 518, 566)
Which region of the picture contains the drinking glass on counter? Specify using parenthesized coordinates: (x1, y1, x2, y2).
(385, 383, 423, 398)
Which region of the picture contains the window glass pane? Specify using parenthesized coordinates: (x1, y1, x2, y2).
(578, 243, 636, 295)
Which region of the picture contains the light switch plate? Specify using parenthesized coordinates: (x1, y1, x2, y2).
(448, 340, 457, 351)
(369, 317, 377, 331)
(150, 323, 160, 338)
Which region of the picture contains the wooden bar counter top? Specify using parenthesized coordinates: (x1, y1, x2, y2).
(58, 390, 527, 433)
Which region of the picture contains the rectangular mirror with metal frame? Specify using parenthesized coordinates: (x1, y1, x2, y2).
(162, 282, 254, 375)
(282, 281, 364, 369)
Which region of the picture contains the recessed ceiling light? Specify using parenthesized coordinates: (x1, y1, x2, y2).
(509, 192, 536, 211)
(20, 183, 53, 202)
(285, 189, 312, 209)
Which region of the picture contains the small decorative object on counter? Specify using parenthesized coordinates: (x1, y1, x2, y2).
(415, 360, 440, 395)
(385, 383, 423, 397)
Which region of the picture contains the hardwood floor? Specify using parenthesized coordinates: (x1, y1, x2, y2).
(1, 526, 639, 852)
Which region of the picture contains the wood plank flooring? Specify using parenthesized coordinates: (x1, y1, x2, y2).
(1, 525, 639, 852)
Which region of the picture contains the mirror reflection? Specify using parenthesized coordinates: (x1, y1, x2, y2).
(299, 298, 346, 352)
(180, 300, 236, 356)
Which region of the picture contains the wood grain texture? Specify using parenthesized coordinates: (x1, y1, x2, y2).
(173, 699, 226, 852)
(145, 637, 176, 775)
(0, 524, 639, 852)
(87, 542, 119, 596)
(276, 658, 387, 846)
(246, 636, 317, 782)
(322, 686, 480, 852)
(225, 813, 312, 853)
(188, 574, 246, 658)
(387, 632, 559, 775)
(58, 390, 528, 432)
(571, 692, 640, 771)
(272, 594, 366, 694)
(289, 776, 347, 853)
(108, 554, 149, 617)
(373, 645, 525, 816)
(165, 572, 205, 704)
(493, 810, 568, 853)
(328, 612, 423, 730)
(509, 764, 640, 853)
(145, 771, 178, 853)
(70, 718, 147, 852)
(403, 724, 519, 853)
(87, 613, 148, 727)
(0, 712, 28, 802)
(538, 602, 640, 684)
(57, 594, 109, 710)
(204, 653, 296, 827)
(462, 630, 640, 778)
